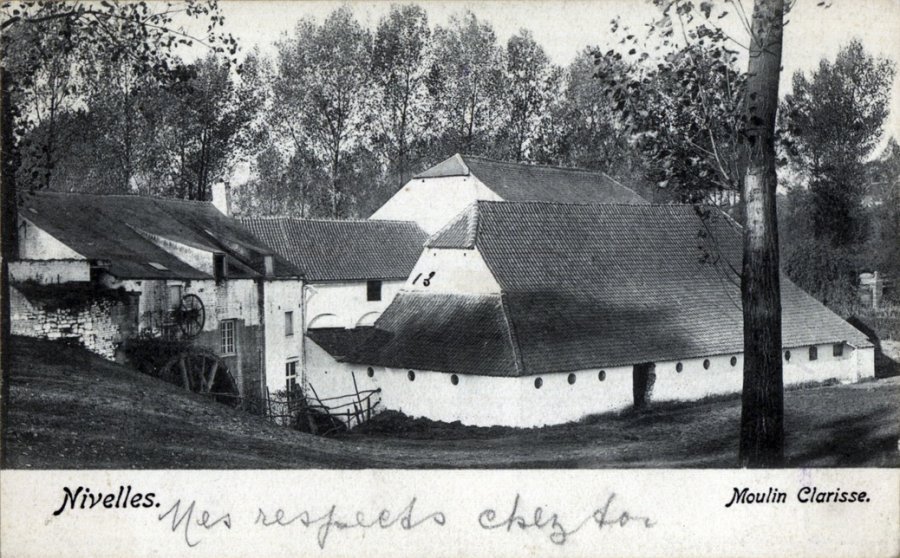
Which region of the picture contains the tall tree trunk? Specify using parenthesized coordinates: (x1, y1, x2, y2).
(739, 0, 785, 467)
(1, 64, 18, 468)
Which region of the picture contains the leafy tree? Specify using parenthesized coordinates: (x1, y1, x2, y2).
(272, 6, 373, 217)
(781, 40, 895, 247)
(594, 6, 747, 205)
(371, 4, 432, 188)
(499, 30, 555, 162)
(426, 11, 507, 155)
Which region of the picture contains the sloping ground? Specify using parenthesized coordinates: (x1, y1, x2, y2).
(2, 336, 898, 469)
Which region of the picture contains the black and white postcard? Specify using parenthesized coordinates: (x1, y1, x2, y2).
(1, 0, 898, 556)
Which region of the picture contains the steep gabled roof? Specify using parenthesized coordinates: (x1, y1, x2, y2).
(240, 218, 426, 282)
(19, 191, 299, 280)
(315, 201, 871, 376)
(414, 153, 647, 205)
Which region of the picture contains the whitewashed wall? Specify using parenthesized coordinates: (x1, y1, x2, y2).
(305, 280, 405, 330)
(18, 218, 84, 260)
(9, 260, 90, 284)
(262, 279, 304, 395)
(306, 339, 875, 428)
(404, 247, 500, 295)
(370, 175, 501, 234)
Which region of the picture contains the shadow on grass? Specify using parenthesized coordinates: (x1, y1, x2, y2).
(786, 406, 899, 467)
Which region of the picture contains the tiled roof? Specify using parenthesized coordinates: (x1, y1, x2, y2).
(414, 153, 648, 205)
(239, 218, 426, 282)
(316, 201, 872, 377)
(309, 292, 521, 376)
(20, 192, 298, 280)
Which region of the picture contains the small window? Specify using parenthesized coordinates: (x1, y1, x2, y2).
(450, 374, 459, 385)
(220, 320, 236, 355)
(213, 254, 226, 284)
(784, 350, 791, 362)
(598, 370, 606, 381)
(730, 356, 737, 367)
(285, 360, 299, 395)
(676, 362, 683, 373)
(534, 377, 543, 389)
(809, 346, 818, 361)
(833, 343, 844, 357)
(367, 280, 382, 302)
(407, 370, 415, 382)
(367, 367, 375, 378)
(567, 373, 576, 385)
(284, 311, 294, 337)
(703, 359, 711, 370)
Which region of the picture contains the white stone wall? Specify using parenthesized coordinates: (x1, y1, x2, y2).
(9, 260, 91, 284)
(306, 338, 875, 428)
(262, 279, 305, 395)
(18, 218, 84, 260)
(404, 247, 501, 295)
(305, 280, 405, 330)
(10, 286, 138, 360)
(370, 175, 501, 234)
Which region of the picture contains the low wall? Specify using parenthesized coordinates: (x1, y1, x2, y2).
(306, 339, 874, 428)
(10, 285, 140, 360)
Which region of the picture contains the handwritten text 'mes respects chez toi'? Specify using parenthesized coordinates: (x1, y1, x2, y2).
(50, 487, 656, 549)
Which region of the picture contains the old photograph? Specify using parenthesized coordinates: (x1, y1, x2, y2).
(0, 0, 898, 475)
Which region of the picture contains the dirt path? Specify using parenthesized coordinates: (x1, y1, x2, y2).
(3, 336, 898, 468)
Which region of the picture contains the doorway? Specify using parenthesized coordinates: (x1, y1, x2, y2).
(633, 362, 656, 409)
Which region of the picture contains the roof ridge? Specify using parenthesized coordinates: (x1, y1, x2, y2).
(27, 190, 215, 207)
(242, 215, 421, 226)
(474, 199, 705, 209)
(461, 154, 621, 177)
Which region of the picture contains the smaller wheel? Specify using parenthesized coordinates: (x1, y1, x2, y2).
(178, 294, 205, 338)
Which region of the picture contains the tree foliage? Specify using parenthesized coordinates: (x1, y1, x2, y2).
(780, 40, 896, 247)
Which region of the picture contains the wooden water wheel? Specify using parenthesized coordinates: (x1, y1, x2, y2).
(160, 348, 239, 406)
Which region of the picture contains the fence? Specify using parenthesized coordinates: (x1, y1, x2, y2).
(265, 371, 382, 435)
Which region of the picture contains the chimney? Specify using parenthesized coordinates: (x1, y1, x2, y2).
(211, 182, 231, 216)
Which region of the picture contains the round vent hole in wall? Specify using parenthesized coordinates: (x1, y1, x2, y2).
(784, 350, 791, 362)
(450, 374, 459, 385)
(407, 370, 416, 381)
(567, 373, 576, 385)
(534, 377, 543, 389)
(703, 359, 711, 370)
(598, 370, 606, 381)
(367, 367, 374, 378)
(730, 356, 737, 367)
(676, 362, 683, 373)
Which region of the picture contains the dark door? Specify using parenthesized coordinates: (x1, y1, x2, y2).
(633, 362, 656, 409)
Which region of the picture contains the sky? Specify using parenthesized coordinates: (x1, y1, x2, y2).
(207, 0, 900, 149)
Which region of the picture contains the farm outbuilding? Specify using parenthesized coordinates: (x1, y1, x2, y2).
(238, 217, 426, 395)
(308, 201, 875, 427)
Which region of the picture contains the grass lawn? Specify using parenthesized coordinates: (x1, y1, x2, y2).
(2, 335, 898, 468)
